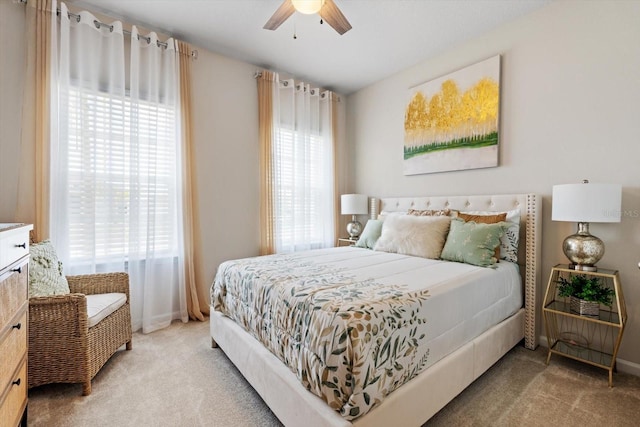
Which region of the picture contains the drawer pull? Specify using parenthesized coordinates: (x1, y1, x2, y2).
(12, 266, 22, 274)
(15, 242, 27, 249)
(12, 378, 21, 387)
(12, 322, 22, 330)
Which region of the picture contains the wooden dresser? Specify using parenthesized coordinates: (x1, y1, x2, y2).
(0, 224, 32, 427)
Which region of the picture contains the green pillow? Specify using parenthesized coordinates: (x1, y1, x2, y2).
(29, 240, 70, 298)
(440, 219, 507, 267)
(355, 220, 383, 249)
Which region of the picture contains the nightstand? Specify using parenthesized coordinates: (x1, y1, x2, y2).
(542, 264, 627, 386)
(337, 237, 358, 247)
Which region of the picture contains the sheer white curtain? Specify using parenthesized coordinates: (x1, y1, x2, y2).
(128, 26, 187, 332)
(273, 78, 335, 253)
(50, 2, 188, 333)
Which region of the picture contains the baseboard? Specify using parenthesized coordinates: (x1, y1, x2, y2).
(539, 335, 640, 378)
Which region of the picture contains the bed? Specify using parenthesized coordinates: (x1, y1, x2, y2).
(210, 193, 540, 426)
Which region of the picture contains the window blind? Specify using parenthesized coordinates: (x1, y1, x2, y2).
(273, 127, 329, 251)
(66, 85, 178, 263)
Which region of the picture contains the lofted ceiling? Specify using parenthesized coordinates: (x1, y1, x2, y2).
(69, 0, 552, 95)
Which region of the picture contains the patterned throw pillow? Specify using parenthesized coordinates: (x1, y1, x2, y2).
(457, 212, 507, 260)
(407, 208, 452, 217)
(440, 219, 507, 267)
(457, 209, 521, 263)
(28, 240, 70, 298)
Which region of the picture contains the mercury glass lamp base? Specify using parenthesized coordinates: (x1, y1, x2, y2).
(563, 222, 604, 272)
(347, 218, 363, 239)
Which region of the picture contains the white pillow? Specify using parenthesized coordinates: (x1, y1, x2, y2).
(458, 209, 521, 263)
(377, 211, 406, 221)
(373, 215, 452, 259)
(29, 240, 70, 298)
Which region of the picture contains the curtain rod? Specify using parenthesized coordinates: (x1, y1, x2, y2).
(254, 71, 341, 102)
(17, 0, 198, 59)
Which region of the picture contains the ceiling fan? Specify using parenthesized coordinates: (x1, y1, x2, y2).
(264, 0, 352, 35)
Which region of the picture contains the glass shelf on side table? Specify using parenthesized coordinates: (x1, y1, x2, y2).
(542, 264, 627, 387)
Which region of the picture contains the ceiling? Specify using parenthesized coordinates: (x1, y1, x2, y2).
(69, 0, 552, 95)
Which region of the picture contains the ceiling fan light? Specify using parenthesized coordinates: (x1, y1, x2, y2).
(291, 0, 323, 15)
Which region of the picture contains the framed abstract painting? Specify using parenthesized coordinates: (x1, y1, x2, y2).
(404, 55, 501, 175)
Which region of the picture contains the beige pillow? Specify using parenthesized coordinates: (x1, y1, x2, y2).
(373, 215, 452, 259)
(457, 212, 507, 223)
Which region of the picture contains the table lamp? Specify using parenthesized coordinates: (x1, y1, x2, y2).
(552, 180, 621, 271)
(341, 194, 368, 238)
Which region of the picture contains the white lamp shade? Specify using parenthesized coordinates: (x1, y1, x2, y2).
(341, 194, 368, 215)
(552, 183, 621, 223)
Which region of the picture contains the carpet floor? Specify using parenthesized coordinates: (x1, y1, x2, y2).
(28, 320, 640, 426)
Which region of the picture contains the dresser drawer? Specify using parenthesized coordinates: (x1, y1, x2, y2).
(0, 308, 27, 393)
(0, 261, 28, 332)
(0, 361, 27, 427)
(0, 225, 30, 272)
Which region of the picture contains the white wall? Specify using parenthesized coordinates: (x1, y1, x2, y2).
(189, 50, 261, 306)
(346, 0, 640, 368)
(0, 0, 26, 221)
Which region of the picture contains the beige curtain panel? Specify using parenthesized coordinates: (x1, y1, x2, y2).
(17, 0, 55, 242)
(257, 71, 277, 256)
(330, 93, 340, 243)
(178, 40, 207, 320)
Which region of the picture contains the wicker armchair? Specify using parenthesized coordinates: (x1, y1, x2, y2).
(28, 272, 133, 395)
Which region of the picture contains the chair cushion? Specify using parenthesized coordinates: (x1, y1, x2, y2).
(86, 293, 127, 328)
(29, 240, 70, 298)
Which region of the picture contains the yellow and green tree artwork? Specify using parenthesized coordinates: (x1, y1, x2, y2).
(403, 56, 500, 175)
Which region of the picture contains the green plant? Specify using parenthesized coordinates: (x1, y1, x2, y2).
(556, 275, 614, 306)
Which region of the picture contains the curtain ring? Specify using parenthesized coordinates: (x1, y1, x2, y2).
(93, 20, 114, 32)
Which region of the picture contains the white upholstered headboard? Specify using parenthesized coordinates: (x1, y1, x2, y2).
(379, 194, 541, 350)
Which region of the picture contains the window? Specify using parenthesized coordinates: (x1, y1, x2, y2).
(65, 85, 178, 264)
(273, 126, 332, 252)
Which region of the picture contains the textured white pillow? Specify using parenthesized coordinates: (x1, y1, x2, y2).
(377, 211, 406, 221)
(373, 215, 452, 259)
(28, 240, 70, 298)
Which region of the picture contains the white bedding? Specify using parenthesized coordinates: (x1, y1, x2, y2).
(211, 246, 522, 420)
(261, 246, 522, 370)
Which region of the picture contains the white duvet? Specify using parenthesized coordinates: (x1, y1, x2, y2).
(211, 247, 522, 420)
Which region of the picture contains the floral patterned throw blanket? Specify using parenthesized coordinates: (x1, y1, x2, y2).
(211, 248, 520, 420)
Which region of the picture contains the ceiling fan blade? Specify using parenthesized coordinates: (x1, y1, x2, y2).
(319, 0, 352, 35)
(264, 0, 296, 31)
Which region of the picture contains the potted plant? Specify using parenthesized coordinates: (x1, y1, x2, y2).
(556, 274, 614, 316)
